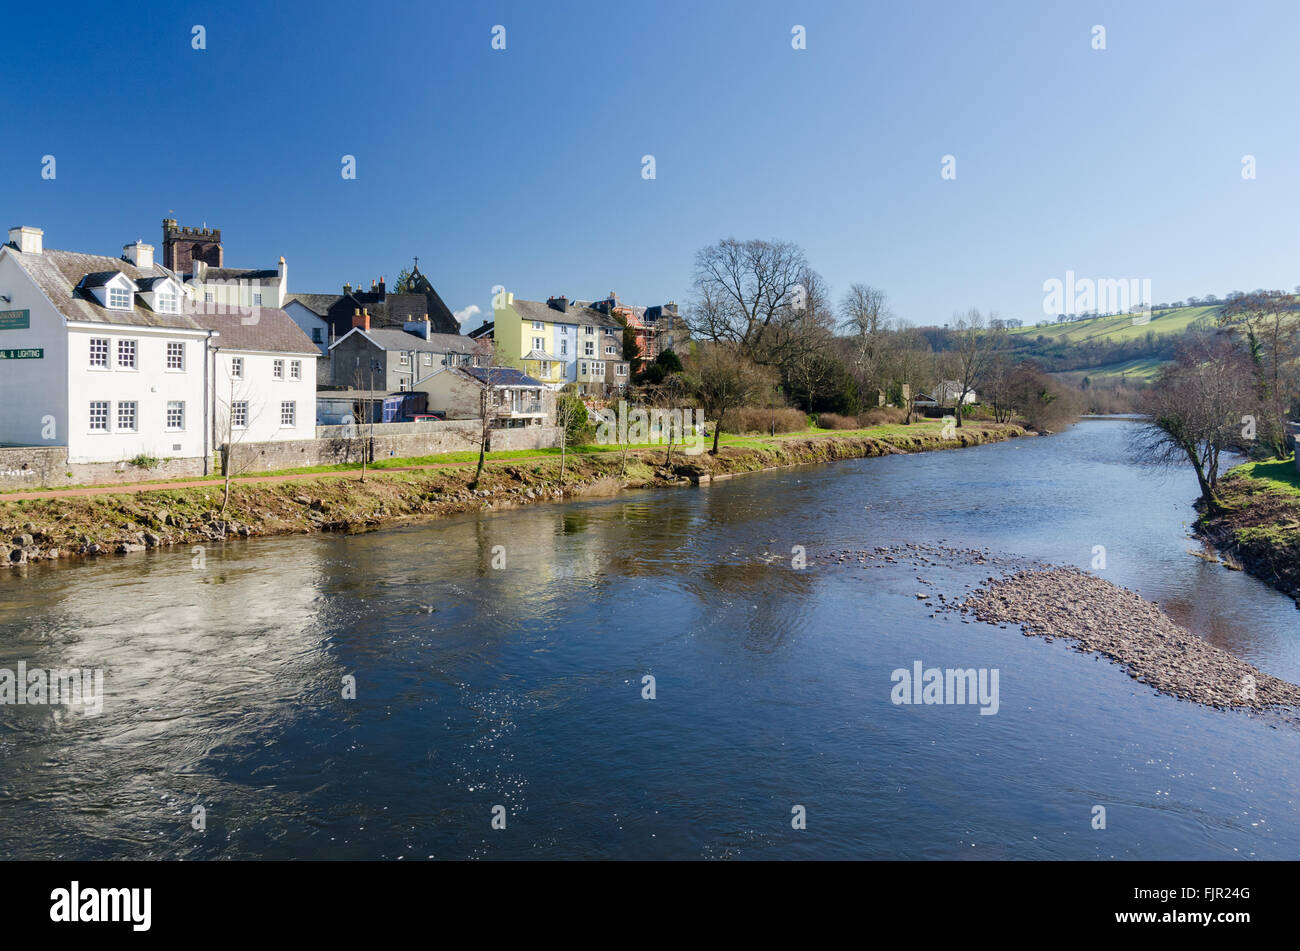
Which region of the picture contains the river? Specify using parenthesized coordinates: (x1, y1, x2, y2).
(1, 418, 1297, 859)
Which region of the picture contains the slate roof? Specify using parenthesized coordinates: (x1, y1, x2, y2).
(4, 246, 316, 355)
(196, 267, 280, 282)
(510, 297, 615, 330)
(330, 327, 480, 355)
(6, 247, 206, 330)
(283, 293, 339, 317)
(461, 366, 545, 387)
(191, 307, 319, 355)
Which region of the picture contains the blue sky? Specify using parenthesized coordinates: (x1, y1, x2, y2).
(2, 0, 1298, 328)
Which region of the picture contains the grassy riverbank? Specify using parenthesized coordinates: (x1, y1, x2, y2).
(1197, 457, 1300, 604)
(1, 421, 1025, 568)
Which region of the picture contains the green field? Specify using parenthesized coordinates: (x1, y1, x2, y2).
(1010, 305, 1220, 345)
(1056, 356, 1169, 385)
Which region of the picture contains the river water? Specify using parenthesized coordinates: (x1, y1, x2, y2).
(1, 418, 1297, 859)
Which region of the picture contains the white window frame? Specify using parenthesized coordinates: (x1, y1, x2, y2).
(253, 292, 263, 307)
(166, 401, 185, 431)
(117, 339, 137, 369)
(231, 356, 244, 379)
(157, 291, 178, 314)
(290, 360, 302, 380)
(88, 400, 110, 432)
(273, 359, 284, 380)
(117, 401, 137, 432)
(89, 337, 109, 368)
(107, 286, 132, 310)
(531, 337, 544, 351)
(280, 401, 296, 428)
(166, 342, 185, 371)
(232, 401, 249, 429)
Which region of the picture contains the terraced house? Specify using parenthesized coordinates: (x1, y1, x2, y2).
(491, 294, 629, 395)
(0, 226, 316, 474)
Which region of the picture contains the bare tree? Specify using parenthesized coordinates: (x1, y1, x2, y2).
(1132, 337, 1258, 512)
(686, 343, 774, 454)
(946, 309, 1003, 427)
(1218, 291, 1300, 458)
(685, 238, 822, 367)
(840, 284, 893, 405)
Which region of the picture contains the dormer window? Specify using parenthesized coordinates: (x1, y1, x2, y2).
(108, 287, 132, 309)
(157, 291, 178, 314)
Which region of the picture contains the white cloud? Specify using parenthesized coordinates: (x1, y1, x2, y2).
(453, 304, 481, 325)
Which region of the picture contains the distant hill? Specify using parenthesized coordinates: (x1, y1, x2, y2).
(1003, 305, 1222, 383)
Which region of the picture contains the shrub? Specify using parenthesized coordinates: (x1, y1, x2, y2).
(816, 413, 860, 430)
(719, 406, 808, 434)
(856, 407, 907, 427)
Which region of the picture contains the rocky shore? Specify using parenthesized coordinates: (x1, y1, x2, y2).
(960, 566, 1300, 711)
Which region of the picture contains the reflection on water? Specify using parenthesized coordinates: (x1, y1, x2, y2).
(0, 419, 1298, 859)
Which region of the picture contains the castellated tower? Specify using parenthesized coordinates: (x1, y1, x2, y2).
(161, 218, 223, 272)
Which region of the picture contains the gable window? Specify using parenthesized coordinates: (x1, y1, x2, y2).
(532, 321, 544, 330)
(273, 359, 284, 379)
(232, 401, 248, 428)
(166, 401, 185, 430)
(89, 401, 109, 431)
(117, 401, 137, 432)
(157, 291, 178, 314)
(117, 339, 137, 369)
(231, 356, 244, 379)
(89, 338, 109, 368)
(290, 360, 302, 380)
(280, 401, 296, 427)
(108, 287, 131, 310)
(166, 342, 185, 370)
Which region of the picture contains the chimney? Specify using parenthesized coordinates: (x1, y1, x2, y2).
(353, 308, 371, 331)
(8, 226, 43, 255)
(343, 283, 353, 296)
(547, 295, 568, 313)
(123, 240, 154, 270)
(377, 276, 386, 302)
(277, 256, 287, 307)
(403, 315, 431, 340)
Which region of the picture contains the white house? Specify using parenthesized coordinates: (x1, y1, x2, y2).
(0, 226, 317, 470)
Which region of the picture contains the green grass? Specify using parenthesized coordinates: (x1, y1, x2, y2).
(1231, 457, 1300, 496)
(1010, 305, 1220, 345)
(1056, 356, 1170, 384)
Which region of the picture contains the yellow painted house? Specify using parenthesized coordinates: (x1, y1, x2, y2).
(492, 294, 627, 391)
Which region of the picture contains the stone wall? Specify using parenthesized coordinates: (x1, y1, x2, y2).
(222, 421, 561, 474)
(0, 446, 207, 491)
